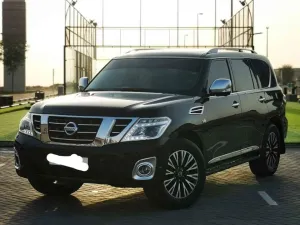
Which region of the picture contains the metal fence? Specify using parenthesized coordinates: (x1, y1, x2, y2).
(218, 0, 254, 49)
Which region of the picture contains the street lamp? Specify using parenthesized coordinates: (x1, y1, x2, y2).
(266, 27, 269, 57)
(197, 12, 203, 48)
(184, 34, 188, 47)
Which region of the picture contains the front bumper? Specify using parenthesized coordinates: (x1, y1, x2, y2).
(14, 132, 169, 187)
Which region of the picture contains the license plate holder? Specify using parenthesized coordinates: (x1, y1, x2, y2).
(46, 153, 89, 172)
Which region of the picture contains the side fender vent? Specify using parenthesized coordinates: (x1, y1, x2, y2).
(189, 106, 204, 115)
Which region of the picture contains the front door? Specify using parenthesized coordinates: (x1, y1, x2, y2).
(197, 59, 243, 164)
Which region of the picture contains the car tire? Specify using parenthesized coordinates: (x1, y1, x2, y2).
(143, 138, 206, 210)
(249, 124, 281, 177)
(28, 176, 83, 196)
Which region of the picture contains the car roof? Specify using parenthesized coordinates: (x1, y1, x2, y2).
(115, 48, 270, 63)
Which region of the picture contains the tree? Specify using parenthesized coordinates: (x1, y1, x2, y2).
(280, 64, 295, 86)
(0, 40, 28, 93)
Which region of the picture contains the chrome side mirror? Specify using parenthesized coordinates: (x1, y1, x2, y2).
(209, 78, 232, 96)
(78, 77, 89, 92)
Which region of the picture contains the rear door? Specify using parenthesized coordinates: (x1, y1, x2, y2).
(198, 59, 243, 163)
(229, 58, 269, 150)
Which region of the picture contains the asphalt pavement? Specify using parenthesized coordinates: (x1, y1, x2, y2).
(0, 147, 300, 225)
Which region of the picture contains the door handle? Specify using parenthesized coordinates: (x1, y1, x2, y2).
(232, 102, 240, 108)
(259, 97, 266, 102)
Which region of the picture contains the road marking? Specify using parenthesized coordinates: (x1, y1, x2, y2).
(258, 191, 278, 206)
(0, 163, 5, 168)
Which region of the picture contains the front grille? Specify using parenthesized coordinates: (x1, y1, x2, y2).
(110, 119, 132, 137)
(32, 115, 41, 132)
(48, 116, 102, 144)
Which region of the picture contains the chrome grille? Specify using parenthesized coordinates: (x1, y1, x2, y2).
(110, 119, 133, 137)
(48, 116, 102, 144)
(32, 115, 41, 132)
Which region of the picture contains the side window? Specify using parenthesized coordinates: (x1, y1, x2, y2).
(207, 59, 231, 91)
(230, 59, 254, 92)
(250, 59, 271, 88)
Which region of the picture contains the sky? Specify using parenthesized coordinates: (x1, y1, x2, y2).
(0, 0, 299, 87)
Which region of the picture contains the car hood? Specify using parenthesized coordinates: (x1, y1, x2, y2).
(30, 91, 195, 117)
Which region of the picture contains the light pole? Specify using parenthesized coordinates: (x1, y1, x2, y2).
(266, 27, 269, 57)
(184, 34, 188, 47)
(177, 0, 179, 46)
(197, 13, 203, 48)
(214, 0, 217, 46)
(140, 0, 142, 46)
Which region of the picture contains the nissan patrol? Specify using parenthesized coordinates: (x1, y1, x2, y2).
(14, 48, 288, 209)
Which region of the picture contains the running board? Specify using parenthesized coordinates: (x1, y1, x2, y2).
(206, 152, 260, 175)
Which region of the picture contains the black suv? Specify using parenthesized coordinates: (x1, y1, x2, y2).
(14, 48, 288, 209)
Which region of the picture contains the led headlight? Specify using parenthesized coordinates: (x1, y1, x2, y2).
(19, 113, 33, 136)
(122, 117, 171, 142)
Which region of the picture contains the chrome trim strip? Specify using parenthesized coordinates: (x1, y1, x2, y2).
(208, 145, 259, 164)
(30, 113, 139, 147)
(51, 137, 94, 142)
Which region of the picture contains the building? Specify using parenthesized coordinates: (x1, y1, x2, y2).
(2, 0, 26, 93)
(274, 68, 300, 97)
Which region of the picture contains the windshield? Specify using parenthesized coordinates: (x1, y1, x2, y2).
(85, 58, 204, 95)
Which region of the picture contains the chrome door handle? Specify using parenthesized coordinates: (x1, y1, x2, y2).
(259, 97, 266, 102)
(232, 102, 240, 108)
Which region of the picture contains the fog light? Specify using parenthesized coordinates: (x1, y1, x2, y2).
(137, 163, 153, 177)
(132, 157, 156, 180)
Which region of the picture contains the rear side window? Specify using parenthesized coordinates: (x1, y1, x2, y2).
(250, 59, 271, 88)
(230, 59, 254, 92)
(207, 59, 231, 91)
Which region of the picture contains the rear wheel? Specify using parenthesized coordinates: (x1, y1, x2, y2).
(143, 138, 206, 209)
(249, 124, 281, 177)
(28, 176, 83, 196)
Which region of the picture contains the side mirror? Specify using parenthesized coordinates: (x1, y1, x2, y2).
(209, 78, 232, 96)
(78, 77, 89, 92)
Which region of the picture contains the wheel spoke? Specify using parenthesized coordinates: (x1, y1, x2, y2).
(186, 173, 198, 180)
(164, 177, 175, 186)
(168, 159, 176, 170)
(166, 169, 174, 175)
(168, 181, 177, 196)
(184, 154, 193, 168)
(182, 181, 189, 197)
(186, 162, 197, 171)
(180, 150, 187, 166)
(175, 182, 181, 198)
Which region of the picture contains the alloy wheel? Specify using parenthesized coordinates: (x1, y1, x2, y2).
(164, 150, 199, 199)
(265, 132, 279, 170)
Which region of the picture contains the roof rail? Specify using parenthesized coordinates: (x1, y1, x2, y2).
(206, 47, 257, 54)
(125, 48, 158, 54)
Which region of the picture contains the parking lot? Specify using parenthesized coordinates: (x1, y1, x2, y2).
(0, 147, 300, 225)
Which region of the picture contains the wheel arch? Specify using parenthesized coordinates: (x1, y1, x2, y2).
(175, 130, 206, 159)
(269, 116, 286, 154)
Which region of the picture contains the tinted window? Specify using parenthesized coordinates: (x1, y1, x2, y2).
(207, 59, 231, 90)
(231, 59, 254, 92)
(250, 59, 270, 88)
(86, 58, 204, 95)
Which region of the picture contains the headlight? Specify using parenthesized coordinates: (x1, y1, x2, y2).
(19, 113, 33, 136)
(121, 117, 171, 142)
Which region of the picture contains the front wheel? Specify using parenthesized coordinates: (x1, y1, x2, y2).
(249, 124, 281, 177)
(143, 138, 206, 210)
(28, 175, 83, 196)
